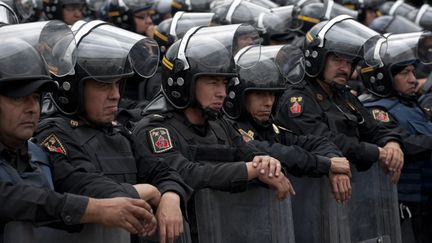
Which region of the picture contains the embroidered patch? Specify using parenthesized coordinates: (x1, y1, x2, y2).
(238, 128, 254, 142)
(289, 96, 303, 116)
(41, 133, 67, 155)
(372, 109, 390, 122)
(148, 127, 173, 153)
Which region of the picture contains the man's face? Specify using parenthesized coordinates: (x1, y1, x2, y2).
(393, 64, 418, 96)
(0, 93, 40, 148)
(62, 4, 84, 25)
(245, 90, 275, 123)
(323, 54, 353, 85)
(134, 10, 154, 36)
(83, 79, 120, 125)
(195, 76, 227, 110)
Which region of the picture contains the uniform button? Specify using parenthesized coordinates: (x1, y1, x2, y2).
(65, 215, 72, 223)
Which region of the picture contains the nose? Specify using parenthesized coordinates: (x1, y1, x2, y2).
(25, 95, 40, 114)
(407, 71, 417, 84)
(108, 82, 121, 100)
(339, 60, 352, 73)
(215, 82, 227, 99)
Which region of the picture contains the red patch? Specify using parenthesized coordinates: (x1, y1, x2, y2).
(289, 96, 303, 116)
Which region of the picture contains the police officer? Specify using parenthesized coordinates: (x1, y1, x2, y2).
(224, 44, 352, 202)
(132, 24, 295, 241)
(275, 15, 404, 181)
(43, 0, 86, 25)
(359, 31, 432, 243)
(34, 21, 191, 243)
(0, 34, 158, 242)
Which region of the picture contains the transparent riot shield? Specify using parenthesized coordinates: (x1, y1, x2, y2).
(289, 176, 351, 243)
(290, 161, 402, 243)
(194, 182, 295, 243)
(348, 162, 402, 243)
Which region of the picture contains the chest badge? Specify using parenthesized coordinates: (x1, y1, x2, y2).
(148, 127, 173, 153)
(372, 109, 390, 122)
(238, 128, 254, 142)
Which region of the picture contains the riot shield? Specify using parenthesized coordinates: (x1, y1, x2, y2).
(289, 176, 351, 243)
(290, 161, 401, 243)
(348, 162, 402, 243)
(194, 182, 295, 243)
(140, 219, 192, 243)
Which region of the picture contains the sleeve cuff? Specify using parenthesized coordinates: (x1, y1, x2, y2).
(61, 193, 89, 225)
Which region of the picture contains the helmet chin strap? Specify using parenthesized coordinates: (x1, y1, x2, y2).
(190, 99, 221, 121)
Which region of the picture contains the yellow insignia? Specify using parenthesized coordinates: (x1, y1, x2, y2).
(372, 109, 390, 122)
(41, 133, 67, 156)
(238, 129, 255, 142)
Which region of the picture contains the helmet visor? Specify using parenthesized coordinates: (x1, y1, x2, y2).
(0, 38, 50, 81)
(174, 12, 215, 38)
(321, 17, 379, 59)
(76, 22, 159, 79)
(0, 20, 76, 77)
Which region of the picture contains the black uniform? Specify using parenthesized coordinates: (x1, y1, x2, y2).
(132, 110, 264, 192)
(34, 114, 191, 208)
(0, 141, 137, 232)
(274, 79, 403, 171)
(226, 116, 343, 177)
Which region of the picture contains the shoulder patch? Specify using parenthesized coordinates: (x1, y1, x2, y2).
(289, 96, 304, 117)
(41, 133, 67, 156)
(238, 128, 254, 142)
(372, 109, 390, 122)
(148, 127, 173, 153)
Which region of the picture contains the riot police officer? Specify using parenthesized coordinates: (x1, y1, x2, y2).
(359, 31, 432, 243)
(132, 24, 295, 242)
(274, 15, 405, 243)
(275, 15, 404, 179)
(0, 25, 158, 242)
(33, 20, 191, 243)
(43, 0, 86, 25)
(224, 44, 352, 203)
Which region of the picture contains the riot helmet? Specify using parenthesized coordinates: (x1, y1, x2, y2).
(160, 24, 260, 109)
(43, 0, 86, 24)
(379, 0, 416, 18)
(303, 15, 379, 78)
(361, 31, 432, 97)
(224, 44, 304, 119)
(369, 15, 423, 34)
(337, 0, 385, 11)
(407, 4, 432, 31)
(98, 0, 155, 33)
(284, 0, 320, 8)
(50, 20, 159, 115)
(153, 11, 216, 54)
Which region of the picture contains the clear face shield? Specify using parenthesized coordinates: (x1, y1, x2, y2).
(212, 0, 270, 25)
(0, 37, 50, 81)
(187, 23, 261, 64)
(319, 16, 379, 61)
(172, 12, 215, 38)
(323, 0, 358, 20)
(0, 0, 19, 24)
(74, 21, 159, 81)
(0, 20, 76, 77)
(261, 6, 303, 35)
(364, 31, 432, 69)
(237, 44, 305, 85)
(386, 15, 423, 34)
(14, 0, 42, 22)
